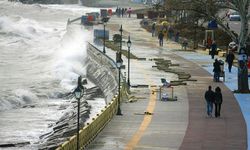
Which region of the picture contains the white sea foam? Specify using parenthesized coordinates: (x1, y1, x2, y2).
(0, 1, 103, 148)
(0, 15, 53, 39)
(53, 24, 90, 91)
(0, 89, 38, 111)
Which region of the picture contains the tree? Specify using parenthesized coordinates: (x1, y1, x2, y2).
(165, 0, 250, 93)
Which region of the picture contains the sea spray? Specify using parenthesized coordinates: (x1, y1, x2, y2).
(53, 24, 90, 91)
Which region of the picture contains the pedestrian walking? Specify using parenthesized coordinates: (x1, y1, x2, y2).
(115, 6, 118, 16)
(182, 39, 188, 50)
(118, 7, 121, 17)
(168, 27, 174, 40)
(124, 8, 127, 17)
(121, 8, 124, 17)
(127, 8, 132, 18)
(214, 86, 223, 117)
(226, 50, 235, 73)
(151, 22, 156, 37)
(210, 40, 217, 59)
(206, 36, 212, 49)
(158, 31, 164, 47)
(213, 59, 221, 82)
(205, 86, 215, 117)
(175, 31, 179, 42)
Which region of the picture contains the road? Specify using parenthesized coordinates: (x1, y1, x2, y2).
(228, 20, 250, 35)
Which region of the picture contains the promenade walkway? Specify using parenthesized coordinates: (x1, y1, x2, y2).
(87, 15, 247, 150)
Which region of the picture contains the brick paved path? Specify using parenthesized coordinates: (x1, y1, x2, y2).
(175, 54, 247, 150)
(88, 15, 247, 150)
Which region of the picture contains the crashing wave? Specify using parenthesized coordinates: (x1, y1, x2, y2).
(0, 89, 39, 111)
(0, 15, 51, 39)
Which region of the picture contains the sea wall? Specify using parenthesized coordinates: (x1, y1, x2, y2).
(86, 43, 118, 104)
(56, 43, 126, 150)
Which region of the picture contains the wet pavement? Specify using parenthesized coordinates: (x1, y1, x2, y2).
(87, 15, 247, 150)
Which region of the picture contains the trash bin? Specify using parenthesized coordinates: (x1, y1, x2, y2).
(81, 15, 88, 25)
(87, 15, 94, 22)
(100, 9, 108, 18)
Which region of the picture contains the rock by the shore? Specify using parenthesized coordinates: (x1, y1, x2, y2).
(38, 86, 104, 150)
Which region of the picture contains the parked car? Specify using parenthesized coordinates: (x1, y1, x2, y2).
(229, 11, 241, 21)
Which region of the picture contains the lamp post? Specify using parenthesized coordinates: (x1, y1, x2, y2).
(103, 21, 107, 53)
(73, 76, 84, 150)
(102, 17, 109, 54)
(116, 52, 122, 115)
(119, 25, 123, 51)
(127, 35, 132, 87)
(116, 24, 123, 116)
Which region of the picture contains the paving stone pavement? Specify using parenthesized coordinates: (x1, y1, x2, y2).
(87, 15, 247, 150)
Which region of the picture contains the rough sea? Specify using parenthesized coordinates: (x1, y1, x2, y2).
(0, 1, 105, 149)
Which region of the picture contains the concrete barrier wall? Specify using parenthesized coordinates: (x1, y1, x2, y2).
(56, 43, 127, 150)
(86, 43, 118, 103)
(56, 96, 118, 150)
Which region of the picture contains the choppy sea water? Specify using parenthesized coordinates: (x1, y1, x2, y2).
(0, 1, 104, 149)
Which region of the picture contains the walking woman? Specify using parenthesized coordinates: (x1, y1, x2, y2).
(214, 86, 223, 117)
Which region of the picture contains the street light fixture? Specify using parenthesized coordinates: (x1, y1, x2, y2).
(127, 35, 132, 87)
(73, 76, 85, 150)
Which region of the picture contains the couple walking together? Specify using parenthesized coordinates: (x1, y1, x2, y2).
(205, 86, 223, 117)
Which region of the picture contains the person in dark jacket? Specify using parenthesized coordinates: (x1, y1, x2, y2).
(213, 59, 221, 82)
(214, 86, 223, 117)
(205, 86, 215, 117)
(158, 31, 164, 47)
(210, 41, 217, 59)
(226, 50, 235, 73)
(175, 31, 180, 42)
(151, 23, 156, 37)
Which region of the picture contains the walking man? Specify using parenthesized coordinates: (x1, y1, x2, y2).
(226, 50, 235, 72)
(204, 86, 215, 117)
(214, 86, 223, 117)
(210, 40, 217, 59)
(158, 31, 164, 47)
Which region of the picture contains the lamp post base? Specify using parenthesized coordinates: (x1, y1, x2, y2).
(127, 80, 130, 88)
(116, 107, 122, 115)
